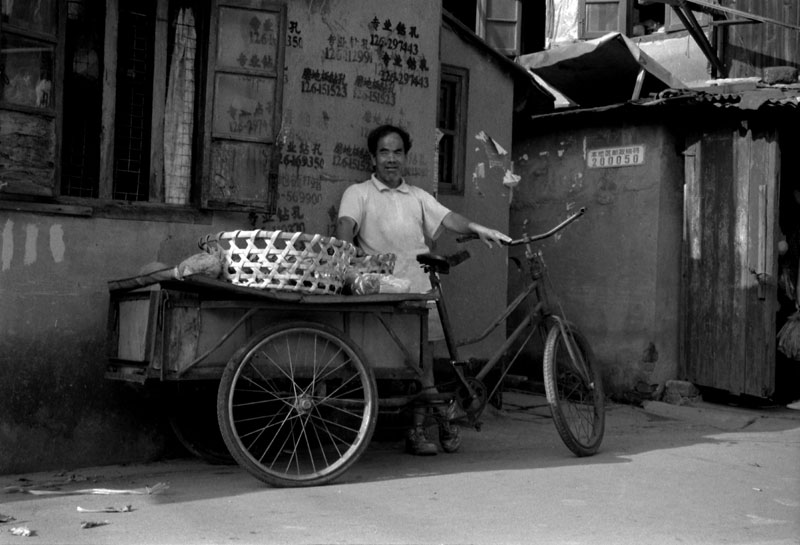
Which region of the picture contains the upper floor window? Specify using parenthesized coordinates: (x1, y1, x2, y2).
(443, 0, 543, 57)
(580, 0, 710, 40)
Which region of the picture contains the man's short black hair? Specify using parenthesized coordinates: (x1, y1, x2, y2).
(367, 124, 412, 155)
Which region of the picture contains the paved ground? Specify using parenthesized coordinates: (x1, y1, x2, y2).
(1, 397, 799, 545)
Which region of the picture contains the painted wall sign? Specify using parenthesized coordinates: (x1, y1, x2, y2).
(217, 8, 279, 73)
(587, 145, 645, 168)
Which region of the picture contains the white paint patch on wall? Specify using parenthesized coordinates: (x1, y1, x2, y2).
(24, 224, 38, 266)
(2, 220, 13, 271)
(50, 225, 65, 263)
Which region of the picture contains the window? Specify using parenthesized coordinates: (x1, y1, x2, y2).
(580, 0, 628, 39)
(579, 0, 710, 39)
(1, 0, 285, 215)
(437, 64, 468, 195)
(0, 1, 58, 197)
(444, 0, 542, 57)
(477, 0, 521, 57)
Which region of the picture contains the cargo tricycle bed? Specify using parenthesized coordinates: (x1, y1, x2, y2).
(105, 272, 439, 487)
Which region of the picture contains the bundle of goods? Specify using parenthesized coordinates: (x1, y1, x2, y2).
(199, 230, 355, 294)
(349, 252, 396, 276)
(343, 253, 410, 295)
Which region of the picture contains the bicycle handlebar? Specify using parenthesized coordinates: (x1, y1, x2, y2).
(456, 207, 586, 245)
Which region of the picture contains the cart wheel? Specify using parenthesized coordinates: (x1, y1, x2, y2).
(165, 382, 235, 465)
(217, 321, 377, 487)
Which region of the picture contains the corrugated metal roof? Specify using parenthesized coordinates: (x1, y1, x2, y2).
(658, 87, 800, 110)
(523, 86, 800, 121)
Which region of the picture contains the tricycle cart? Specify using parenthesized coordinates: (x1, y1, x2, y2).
(106, 215, 606, 488)
(106, 272, 441, 488)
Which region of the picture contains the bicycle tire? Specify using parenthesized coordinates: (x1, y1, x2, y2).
(166, 382, 235, 465)
(543, 320, 605, 456)
(217, 321, 377, 487)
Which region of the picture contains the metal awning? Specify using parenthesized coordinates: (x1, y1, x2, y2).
(517, 32, 685, 108)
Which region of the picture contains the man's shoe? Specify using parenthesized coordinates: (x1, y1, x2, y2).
(439, 422, 461, 453)
(406, 426, 438, 456)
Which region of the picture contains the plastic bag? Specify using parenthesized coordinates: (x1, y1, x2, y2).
(378, 274, 411, 293)
(344, 273, 411, 295)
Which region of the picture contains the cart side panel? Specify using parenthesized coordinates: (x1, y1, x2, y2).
(111, 291, 161, 362)
(164, 305, 201, 373)
(346, 312, 423, 375)
(192, 307, 254, 370)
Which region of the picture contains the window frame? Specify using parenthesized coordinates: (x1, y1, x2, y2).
(0, 1, 64, 198)
(476, 0, 521, 57)
(578, 0, 710, 40)
(579, 0, 627, 40)
(0, 0, 285, 221)
(436, 63, 469, 196)
(200, 0, 286, 214)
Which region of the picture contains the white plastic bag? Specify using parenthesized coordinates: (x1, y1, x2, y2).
(378, 274, 411, 293)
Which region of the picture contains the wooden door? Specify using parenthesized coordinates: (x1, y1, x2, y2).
(682, 125, 779, 398)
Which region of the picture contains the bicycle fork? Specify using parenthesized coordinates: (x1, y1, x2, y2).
(522, 225, 595, 391)
(552, 315, 595, 389)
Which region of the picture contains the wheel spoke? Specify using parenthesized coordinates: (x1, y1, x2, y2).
(317, 375, 365, 403)
(307, 410, 351, 457)
(307, 409, 363, 436)
(220, 323, 376, 486)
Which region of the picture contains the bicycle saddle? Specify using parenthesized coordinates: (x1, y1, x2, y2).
(417, 250, 470, 275)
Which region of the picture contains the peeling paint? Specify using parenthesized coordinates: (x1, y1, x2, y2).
(471, 164, 485, 196)
(475, 131, 508, 169)
(50, 225, 65, 263)
(502, 169, 520, 188)
(24, 224, 38, 266)
(2, 220, 12, 271)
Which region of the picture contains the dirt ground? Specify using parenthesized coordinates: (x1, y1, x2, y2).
(1, 397, 799, 545)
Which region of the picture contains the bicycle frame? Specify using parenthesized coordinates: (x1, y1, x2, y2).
(423, 207, 588, 406)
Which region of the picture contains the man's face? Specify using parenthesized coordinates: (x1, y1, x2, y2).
(372, 132, 406, 188)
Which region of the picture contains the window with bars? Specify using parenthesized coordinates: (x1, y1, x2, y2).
(2, 0, 285, 215)
(437, 64, 468, 195)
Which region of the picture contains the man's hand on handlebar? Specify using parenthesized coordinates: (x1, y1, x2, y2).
(468, 223, 512, 248)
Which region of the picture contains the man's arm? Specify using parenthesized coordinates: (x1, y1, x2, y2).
(336, 216, 357, 244)
(441, 211, 511, 248)
(336, 216, 366, 256)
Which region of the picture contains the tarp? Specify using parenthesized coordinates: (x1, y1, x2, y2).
(517, 32, 686, 108)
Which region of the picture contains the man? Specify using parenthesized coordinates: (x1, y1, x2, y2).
(337, 124, 510, 455)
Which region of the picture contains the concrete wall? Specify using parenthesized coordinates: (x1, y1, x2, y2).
(0, 0, 516, 474)
(275, 0, 441, 237)
(435, 25, 515, 359)
(511, 120, 684, 394)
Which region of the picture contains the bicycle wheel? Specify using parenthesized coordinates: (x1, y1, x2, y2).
(166, 382, 235, 465)
(543, 320, 605, 456)
(217, 321, 377, 487)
